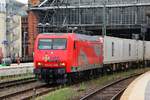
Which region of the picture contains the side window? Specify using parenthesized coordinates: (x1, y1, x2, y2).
(129, 44, 131, 56)
(112, 42, 114, 57)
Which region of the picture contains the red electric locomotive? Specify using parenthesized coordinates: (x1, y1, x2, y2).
(34, 33, 103, 83)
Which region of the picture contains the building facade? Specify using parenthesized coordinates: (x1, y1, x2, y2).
(0, 0, 6, 61)
(0, 0, 25, 61)
(0, 13, 6, 61)
(29, 0, 150, 32)
(28, 0, 150, 57)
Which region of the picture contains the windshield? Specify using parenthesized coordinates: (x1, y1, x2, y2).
(38, 38, 67, 50)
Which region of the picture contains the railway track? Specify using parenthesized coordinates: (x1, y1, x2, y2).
(0, 77, 59, 100)
(0, 77, 36, 90)
(0, 83, 55, 100)
(111, 89, 125, 100)
(19, 86, 56, 100)
(0, 80, 56, 100)
(80, 73, 142, 100)
(0, 71, 144, 100)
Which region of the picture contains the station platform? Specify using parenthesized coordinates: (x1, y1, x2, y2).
(121, 71, 150, 100)
(0, 63, 34, 77)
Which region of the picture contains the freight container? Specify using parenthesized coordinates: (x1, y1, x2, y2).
(137, 41, 144, 61)
(122, 39, 137, 62)
(145, 41, 150, 60)
(104, 36, 123, 64)
(104, 36, 140, 64)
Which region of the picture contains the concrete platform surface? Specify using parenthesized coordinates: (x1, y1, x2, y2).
(0, 63, 34, 77)
(121, 71, 150, 100)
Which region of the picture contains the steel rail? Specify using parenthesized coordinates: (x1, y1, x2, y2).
(80, 73, 142, 100)
(0, 77, 36, 90)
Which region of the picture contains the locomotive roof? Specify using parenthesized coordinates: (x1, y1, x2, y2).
(75, 34, 101, 41)
(38, 33, 102, 41)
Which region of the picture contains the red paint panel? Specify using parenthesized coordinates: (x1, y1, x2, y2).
(34, 33, 103, 73)
(75, 40, 103, 66)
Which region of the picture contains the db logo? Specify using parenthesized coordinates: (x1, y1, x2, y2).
(50, 52, 54, 54)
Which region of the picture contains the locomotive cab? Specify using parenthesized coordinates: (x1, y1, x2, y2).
(34, 33, 74, 83)
(34, 33, 103, 83)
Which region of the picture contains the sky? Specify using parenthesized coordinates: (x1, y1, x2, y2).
(16, 0, 28, 4)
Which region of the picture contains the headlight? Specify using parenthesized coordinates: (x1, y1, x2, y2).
(59, 62, 66, 66)
(44, 55, 49, 62)
(37, 62, 42, 66)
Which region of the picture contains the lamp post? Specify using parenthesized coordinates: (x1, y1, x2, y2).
(132, 34, 139, 67)
(145, 13, 150, 66)
(23, 32, 27, 58)
(141, 24, 147, 67)
(102, 0, 107, 36)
